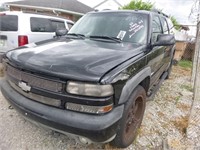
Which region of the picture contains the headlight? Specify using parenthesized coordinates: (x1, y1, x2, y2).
(67, 81, 114, 97)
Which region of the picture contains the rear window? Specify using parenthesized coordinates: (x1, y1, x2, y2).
(0, 15, 18, 31)
(30, 17, 66, 32)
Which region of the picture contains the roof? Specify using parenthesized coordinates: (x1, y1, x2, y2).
(2, 11, 74, 23)
(93, 0, 122, 9)
(6, 0, 93, 15)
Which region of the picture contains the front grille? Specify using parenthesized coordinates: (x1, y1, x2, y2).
(6, 64, 63, 93)
(8, 80, 61, 107)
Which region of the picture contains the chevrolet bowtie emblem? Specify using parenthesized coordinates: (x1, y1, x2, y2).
(18, 81, 31, 92)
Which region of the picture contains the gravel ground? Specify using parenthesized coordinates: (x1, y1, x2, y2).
(0, 65, 199, 150)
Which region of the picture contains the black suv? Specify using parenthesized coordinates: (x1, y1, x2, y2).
(0, 10, 175, 148)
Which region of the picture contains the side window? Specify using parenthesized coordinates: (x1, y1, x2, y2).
(30, 17, 54, 32)
(151, 15, 162, 44)
(51, 20, 66, 31)
(160, 17, 169, 34)
(67, 22, 74, 30)
(0, 15, 18, 31)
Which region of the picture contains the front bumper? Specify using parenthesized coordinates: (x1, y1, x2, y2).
(0, 79, 124, 143)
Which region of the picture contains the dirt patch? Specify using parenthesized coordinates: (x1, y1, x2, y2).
(172, 65, 191, 77)
(176, 103, 191, 111)
(172, 116, 189, 135)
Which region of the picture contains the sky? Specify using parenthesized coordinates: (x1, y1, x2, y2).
(78, 0, 196, 35)
(0, 0, 196, 35)
(0, 0, 195, 25)
(78, 0, 195, 25)
(0, 0, 20, 5)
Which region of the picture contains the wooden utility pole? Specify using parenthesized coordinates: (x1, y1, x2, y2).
(187, 0, 200, 138)
(192, 0, 200, 86)
(193, 22, 200, 102)
(192, 23, 200, 86)
(187, 22, 200, 139)
(191, 0, 200, 111)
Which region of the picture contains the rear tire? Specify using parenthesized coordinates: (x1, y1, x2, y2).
(111, 85, 146, 148)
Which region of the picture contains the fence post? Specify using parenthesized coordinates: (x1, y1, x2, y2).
(193, 22, 200, 104)
(192, 22, 200, 86)
(187, 22, 200, 140)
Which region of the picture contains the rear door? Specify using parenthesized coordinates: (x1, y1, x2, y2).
(160, 16, 172, 69)
(29, 17, 66, 43)
(28, 17, 55, 43)
(147, 14, 165, 85)
(0, 14, 19, 51)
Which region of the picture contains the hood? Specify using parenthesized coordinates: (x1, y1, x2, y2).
(6, 39, 144, 82)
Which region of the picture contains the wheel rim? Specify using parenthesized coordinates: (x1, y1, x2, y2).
(124, 95, 145, 141)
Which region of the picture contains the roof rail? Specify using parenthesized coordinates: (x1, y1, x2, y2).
(151, 9, 169, 18)
(101, 9, 112, 11)
(93, 9, 111, 12)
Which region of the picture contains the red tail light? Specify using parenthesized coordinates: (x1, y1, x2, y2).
(0, 13, 6, 16)
(18, 35, 28, 46)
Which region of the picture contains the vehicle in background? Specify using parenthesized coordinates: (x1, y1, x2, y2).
(0, 11, 74, 53)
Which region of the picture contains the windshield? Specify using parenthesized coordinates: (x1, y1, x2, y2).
(69, 12, 148, 44)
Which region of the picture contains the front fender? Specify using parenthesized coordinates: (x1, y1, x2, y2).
(118, 67, 151, 104)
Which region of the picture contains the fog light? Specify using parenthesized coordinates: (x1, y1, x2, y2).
(65, 103, 113, 114)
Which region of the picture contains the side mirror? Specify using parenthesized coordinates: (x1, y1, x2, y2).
(55, 29, 68, 37)
(153, 34, 175, 46)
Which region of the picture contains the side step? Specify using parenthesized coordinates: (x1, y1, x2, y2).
(147, 72, 168, 101)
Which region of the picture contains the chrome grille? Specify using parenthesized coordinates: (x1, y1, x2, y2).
(6, 64, 63, 92)
(8, 80, 61, 107)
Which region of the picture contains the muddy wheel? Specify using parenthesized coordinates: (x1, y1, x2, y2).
(111, 85, 146, 148)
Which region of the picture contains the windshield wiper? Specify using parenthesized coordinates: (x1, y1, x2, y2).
(66, 33, 85, 39)
(89, 35, 122, 43)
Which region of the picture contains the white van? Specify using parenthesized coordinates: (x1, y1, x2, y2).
(0, 11, 74, 52)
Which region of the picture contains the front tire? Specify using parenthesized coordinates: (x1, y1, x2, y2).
(111, 85, 146, 148)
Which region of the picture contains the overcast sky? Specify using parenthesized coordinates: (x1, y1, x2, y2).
(148, 0, 195, 25)
(78, 0, 195, 25)
(0, 0, 20, 5)
(0, 0, 196, 25)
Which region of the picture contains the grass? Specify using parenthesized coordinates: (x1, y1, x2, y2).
(180, 84, 193, 92)
(175, 95, 181, 105)
(178, 60, 192, 69)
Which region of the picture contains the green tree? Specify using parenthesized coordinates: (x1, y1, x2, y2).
(122, 0, 154, 10)
(122, 0, 181, 30)
(170, 16, 181, 30)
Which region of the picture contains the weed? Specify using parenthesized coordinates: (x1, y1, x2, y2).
(180, 84, 193, 92)
(178, 60, 192, 69)
(175, 95, 181, 104)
